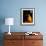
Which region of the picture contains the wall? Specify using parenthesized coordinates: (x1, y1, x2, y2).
(0, 0, 46, 46)
(0, 0, 46, 32)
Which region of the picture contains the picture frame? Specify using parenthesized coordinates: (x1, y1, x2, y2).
(20, 8, 35, 25)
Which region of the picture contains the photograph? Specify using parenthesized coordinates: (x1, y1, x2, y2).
(20, 8, 35, 25)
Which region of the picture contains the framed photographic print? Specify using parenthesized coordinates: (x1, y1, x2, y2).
(20, 8, 35, 25)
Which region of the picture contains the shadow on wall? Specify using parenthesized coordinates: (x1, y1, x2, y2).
(0, 16, 5, 46)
